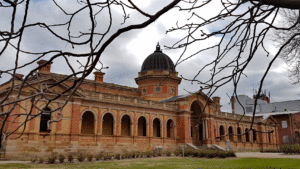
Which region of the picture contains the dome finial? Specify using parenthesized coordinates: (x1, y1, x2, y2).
(156, 42, 161, 52)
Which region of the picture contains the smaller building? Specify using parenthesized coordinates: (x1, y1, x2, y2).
(231, 92, 300, 145)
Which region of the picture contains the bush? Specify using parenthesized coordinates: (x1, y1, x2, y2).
(87, 154, 93, 161)
(146, 151, 151, 158)
(95, 153, 102, 161)
(107, 154, 112, 160)
(47, 155, 57, 164)
(174, 149, 181, 156)
(198, 151, 206, 157)
(166, 151, 171, 156)
(280, 144, 300, 154)
(58, 154, 65, 163)
(31, 156, 37, 163)
(68, 154, 74, 162)
(192, 150, 199, 157)
(77, 153, 85, 162)
(38, 158, 44, 163)
(207, 151, 217, 158)
(227, 151, 236, 157)
(218, 151, 226, 158)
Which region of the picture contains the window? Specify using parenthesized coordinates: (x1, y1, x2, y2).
(143, 88, 146, 94)
(246, 106, 253, 113)
(170, 88, 174, 94)
(282, 120, 287, 128)
(283, 135, 289, 144)
(219, 125, 225, 141)
(167, 119, 174, 138)
(153, 118, 161, 137)
(255, 105, 260, 113)
(138, 116, 147, 136)
(121, 115, 131, 136)
(40, 107, 51, 132)
(155, 87, 161, 93)
(237, 127, 242, 142)
(228, 126, 234, 141)
(102, 113, 114, 135)
(245, 128, 250, 142)
(81, 111, 95, 134)
(253, 129, 257, 142)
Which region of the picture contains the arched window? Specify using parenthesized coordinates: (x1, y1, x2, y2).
(228, 126, 234, 142)
(81, 111, 95, 134)
(167, 119, 174, 138)
(40, 107, 51, 132)
(102, 113, 114, 136)
(237, 127, 242, 142)
(253, 129, 257, 143)
(268, 130, 272, 144)
(121, 115, 131, 136)
(219, 125, 225, 141)
(138, 116, 147, 136)
(153, 118, 161, 137)
(245, 128, 250, 142)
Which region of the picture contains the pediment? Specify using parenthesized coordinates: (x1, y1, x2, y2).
(263, 115, 278, 125)
(20, 77, 84, 97)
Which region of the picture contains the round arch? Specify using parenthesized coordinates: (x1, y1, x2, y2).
(81, 111, 95, 134)
(219, 125, 225, 141)
(137, 115, 148, 137)
(166, 119, 175, 138)
(228, 126, 234, 142)
(81, 109, 97, 121)
(152, 117, 162, 137)
(120, 114, 132, 136)
(137, 115, 149, 124)
(120, 113, 133, 123)
(101, 111, 116, 122)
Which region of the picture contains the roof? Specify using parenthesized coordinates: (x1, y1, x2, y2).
(246, 110, 300, 120)
(159, 90, 214, 103)
(141, 43, 175, 72)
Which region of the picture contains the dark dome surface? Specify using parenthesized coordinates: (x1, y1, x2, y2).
(141, 43, 175, 72)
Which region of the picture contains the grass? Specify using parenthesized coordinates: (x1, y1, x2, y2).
(1, 157, 300, 168)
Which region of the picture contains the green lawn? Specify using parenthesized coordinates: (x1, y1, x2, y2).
(1, 157, 300, 169)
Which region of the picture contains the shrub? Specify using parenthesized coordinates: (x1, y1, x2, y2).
(166, 151, 171, 156)
(47, 155, 57, 164)
(115, 154, 121, 160)
(77, 153, 85, 162)
(132, 152, 136, 158)
(174, 149, 181, 156)
(68, 154, 74, 162)
(227, 151, 236, 157)
(193, 150, 199, 157)
(58, 154, 65, 163)
(146, 151, 151, 158)
(38, 158, 44, 163)
(87, 154, 93, 161)
(107, 154, 112, 160)
(218, 151, 226, 158)
(31, 156, 37, 163)
(95, 153, 102, 161)
(198, 150, 206, 157)
(207, 151, 217, 158)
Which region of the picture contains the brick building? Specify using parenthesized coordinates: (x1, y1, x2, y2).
(0, 44, 279, 158)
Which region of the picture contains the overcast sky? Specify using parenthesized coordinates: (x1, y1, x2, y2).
(0, 0, 299, 112)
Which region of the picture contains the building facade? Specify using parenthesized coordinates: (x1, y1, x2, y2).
(0, 44, 279, 158)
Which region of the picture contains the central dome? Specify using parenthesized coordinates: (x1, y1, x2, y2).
(141, 43, 175, 72)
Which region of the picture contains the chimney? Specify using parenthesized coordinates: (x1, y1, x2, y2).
(37, 60, 53, 73)
(212, 96, 220, 105)
(231, 96, 235, 115)
(94, 71, 105, 83)
(14, 73, 24, 80)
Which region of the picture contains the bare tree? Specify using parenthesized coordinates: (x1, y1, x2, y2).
(166, 0, 300, 138)
(273, 9, 300, 84)
(1, 0, 299, 151)
(0, 0, 181, 150)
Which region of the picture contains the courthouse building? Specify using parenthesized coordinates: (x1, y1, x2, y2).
(0, 44, 279, 157)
